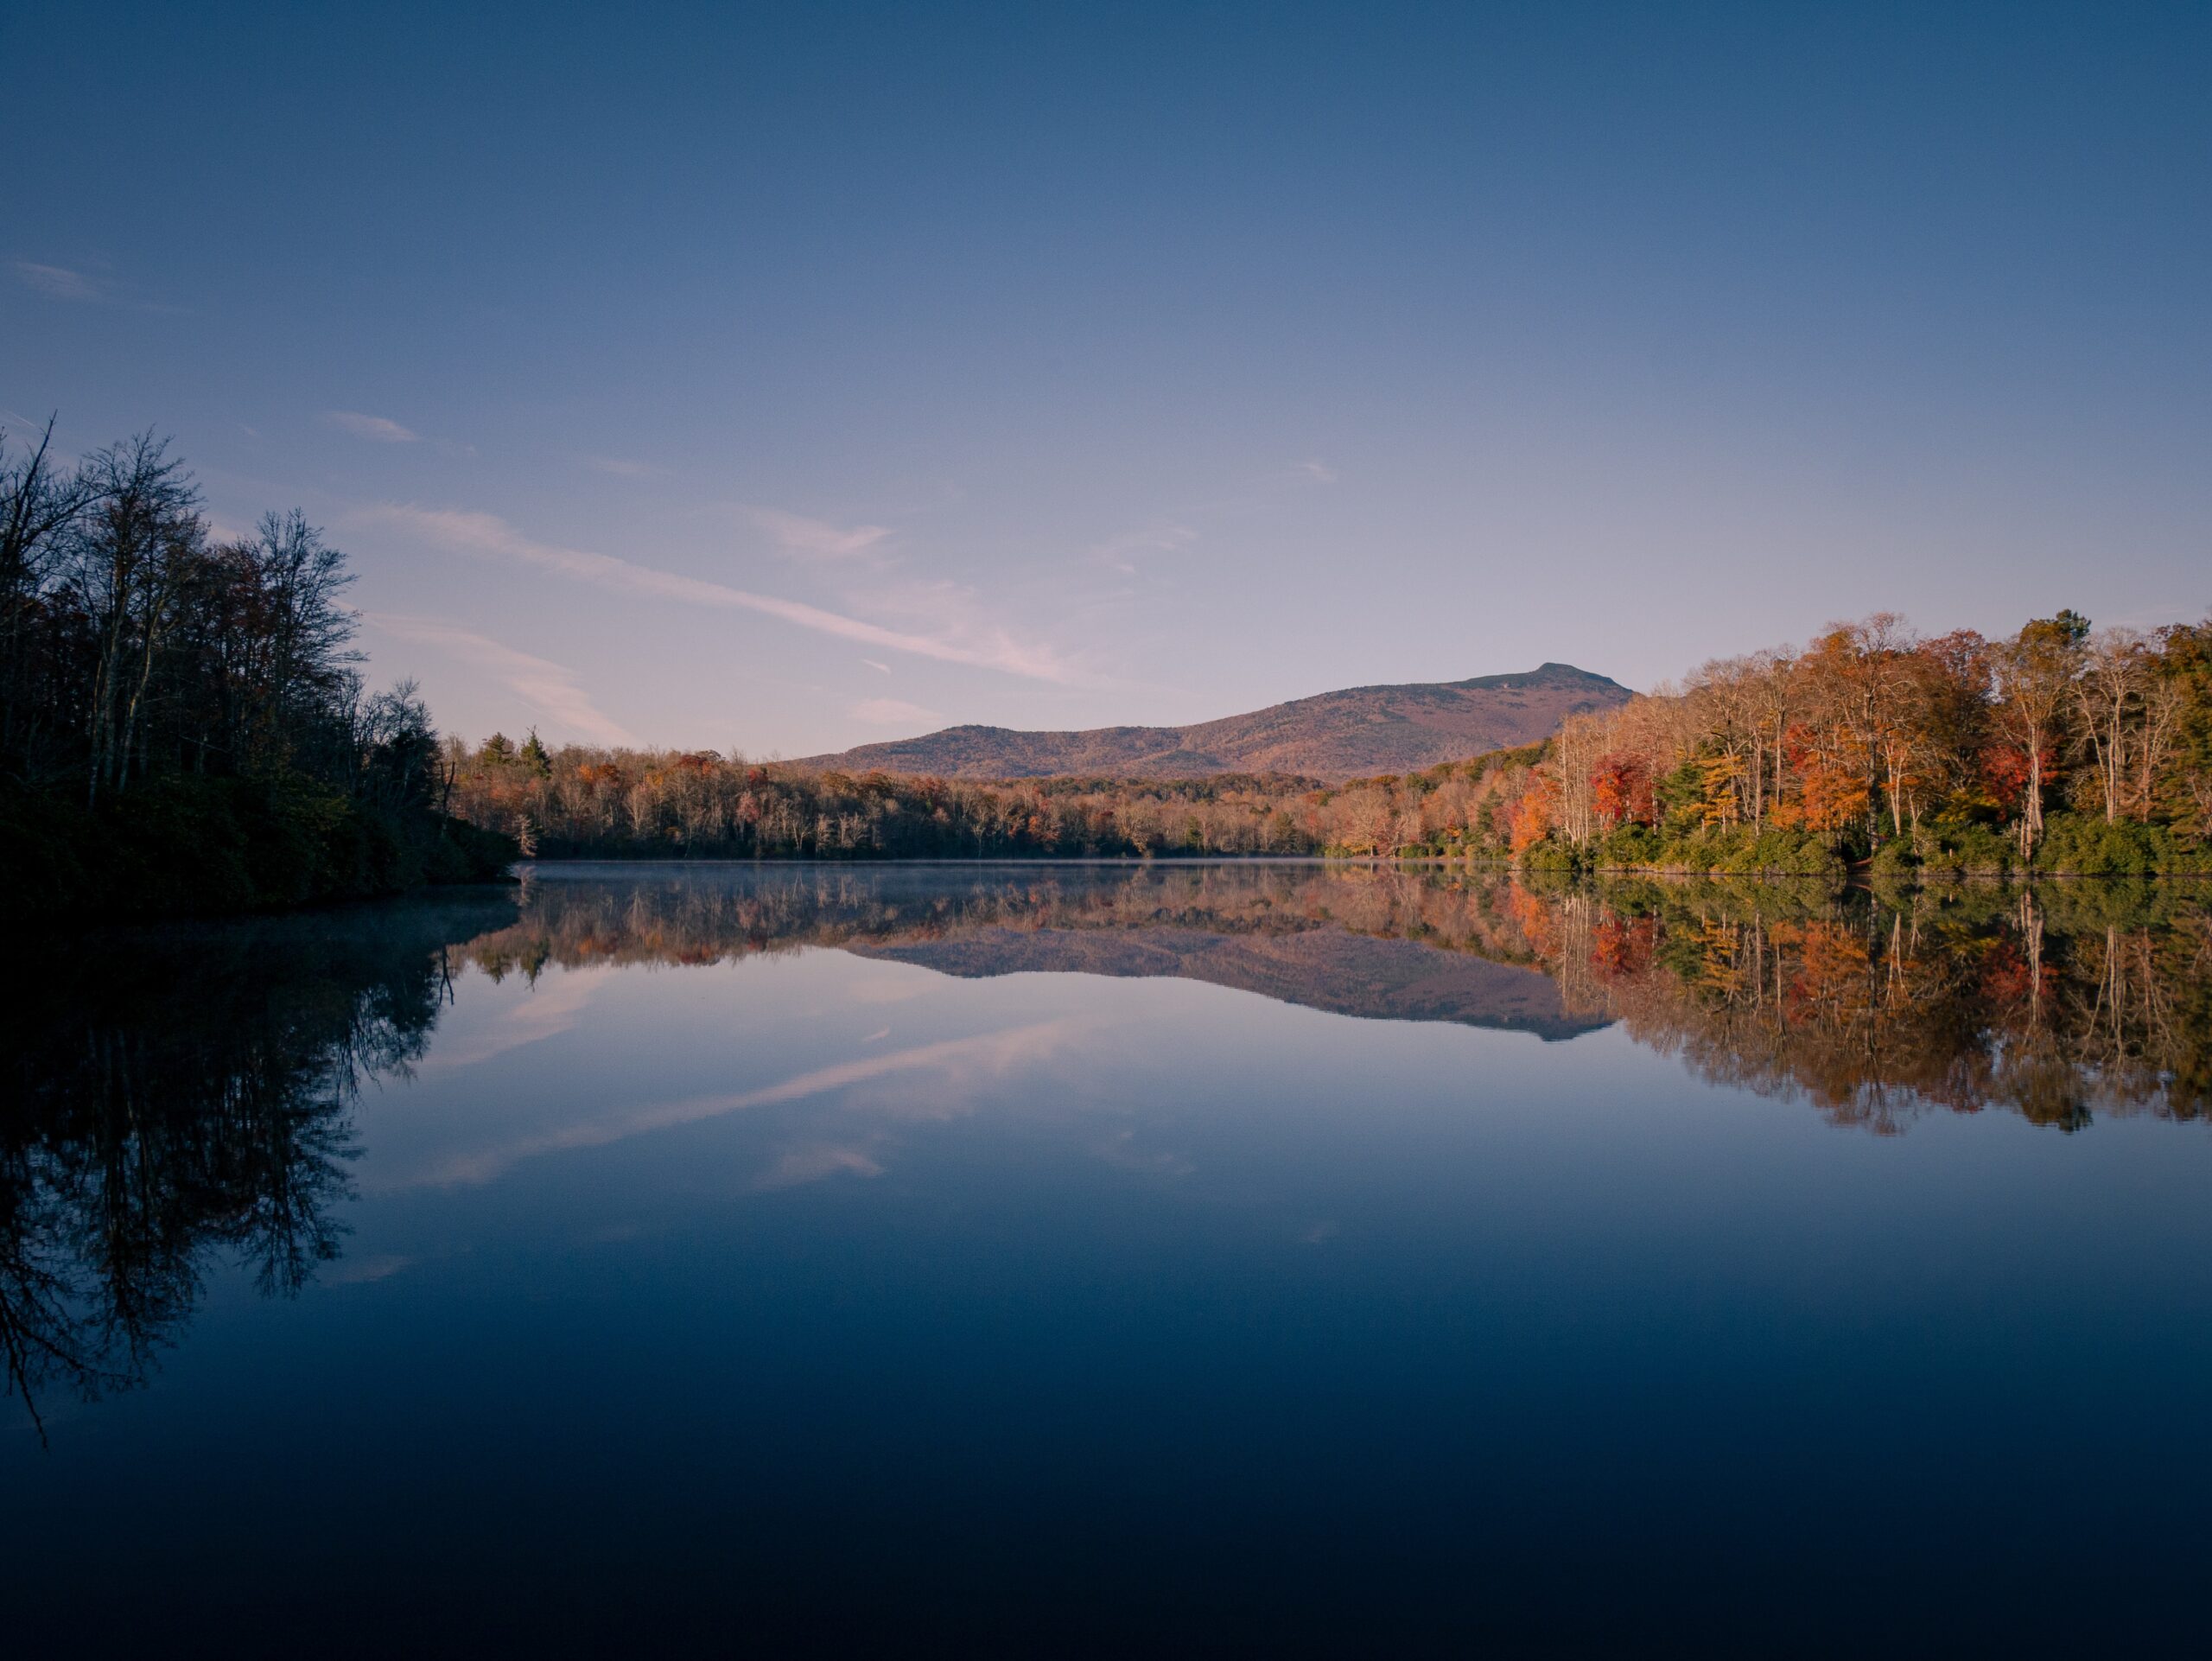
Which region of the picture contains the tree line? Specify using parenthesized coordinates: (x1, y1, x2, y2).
(452, 732, 1340, 858)
(448, 727, 1573, 862)
(0, 419, 512, 920)
(449, 603, 2212, 878)
(1508, 610, 2212, 876)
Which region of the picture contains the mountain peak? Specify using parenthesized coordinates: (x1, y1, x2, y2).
(796, 665, 1633, 781)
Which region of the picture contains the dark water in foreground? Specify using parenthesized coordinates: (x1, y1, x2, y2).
(7, 862, 2212, 1654)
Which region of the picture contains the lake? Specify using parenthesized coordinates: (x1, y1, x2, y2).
(7, 862, 2212, 1653)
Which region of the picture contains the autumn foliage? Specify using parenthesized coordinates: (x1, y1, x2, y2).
(1510, 608, 2212, 875)
(440, 606, 2212, 879)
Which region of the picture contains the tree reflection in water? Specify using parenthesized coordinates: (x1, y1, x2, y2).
(485, 863, 2212, 1133)
(1510, 875, 2212, 1131)
(0, 895, 516, 1440)
(10, 864, 2209, 1440)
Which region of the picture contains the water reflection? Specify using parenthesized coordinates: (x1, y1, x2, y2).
(1510, 875, 2212, 1132)
(493, 862, 2212, 1133)
(10, 864, 2209, 1435)
(12, 866, 2212, 1651)
(479, 862, 1605, 1038)
(0, 896, 512, 1436)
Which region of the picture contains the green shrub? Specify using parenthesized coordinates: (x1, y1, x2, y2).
(1917, 822, 2016, 880)
(1598, 824, 1662, 868)
(1518, 839, 1583, 874)
(1577, 821, 1844, 880)
(2032, 813, 2211, 877)
(1867, 839, 1918, 882)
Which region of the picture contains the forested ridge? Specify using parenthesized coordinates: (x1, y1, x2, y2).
(1, 421, 513, 922)
(788, 661, 1630, 780)
(449, 607, 2212, 877)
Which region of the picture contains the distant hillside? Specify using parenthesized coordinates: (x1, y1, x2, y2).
(796, 663, 1633, 781)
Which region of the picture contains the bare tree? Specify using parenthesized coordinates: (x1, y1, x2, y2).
(1992, 612, 2087, 856)
(0, 417, 94, 766)
(211, 509, 360, 772)
(2137, 656, 2186, 824)
(59, 433, 206, 800)
(2072, 627, 2147, 825)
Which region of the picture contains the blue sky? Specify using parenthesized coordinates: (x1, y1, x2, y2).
(5, 1, 2207, 754)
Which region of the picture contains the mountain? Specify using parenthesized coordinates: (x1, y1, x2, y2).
(795, 662, 1633, 781)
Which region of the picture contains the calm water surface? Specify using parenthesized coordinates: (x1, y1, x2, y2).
(8, 862, 2212, 1653)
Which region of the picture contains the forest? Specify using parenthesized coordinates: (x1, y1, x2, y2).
(448, 608, 2212, 877)
(0, 421, 512, 921)
(10, 414, 2205, 901)
(1511, 610, 2212, 878)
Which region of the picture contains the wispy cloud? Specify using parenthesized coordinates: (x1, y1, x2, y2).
(587, 455, 669, 479)
(366, 612, 639, 745)
(852, 697, 944, 729)
(1297, 459, 1338, 485)
(753, 1142, 886, 1191)
(747, 506, 893, 561)
(1091, 1128, 1195, 1180)
(13, 261, 103, 302)
(327, 410, 422, 443)
(13, 258, 182, 312)
(1091, 524, 1198, 575)
(861, 658, 892, 674)
(366, 504, 1080, 683)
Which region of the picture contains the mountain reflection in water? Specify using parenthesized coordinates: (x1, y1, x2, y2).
(6, 862, 2209, 1434)
(12, 862, 2212, 1655)
(480, 862, 2212, 1131)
